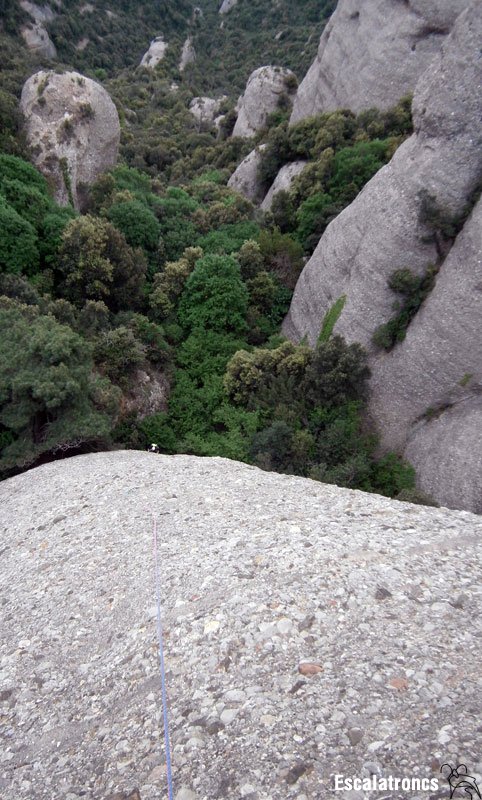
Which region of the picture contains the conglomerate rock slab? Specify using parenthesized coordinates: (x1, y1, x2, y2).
(1, 452, 481, 800)
(368, 197, 482, 510)
(290, 0, 470, 122)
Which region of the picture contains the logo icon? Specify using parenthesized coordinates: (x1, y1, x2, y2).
(440, 764, 481, 799)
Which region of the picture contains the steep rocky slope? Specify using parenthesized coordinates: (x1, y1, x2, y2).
(20, 70, 120, 209)
(290, 0, 470, 122)
(283, 0, 482, 512)
(1, 451, 481, 800)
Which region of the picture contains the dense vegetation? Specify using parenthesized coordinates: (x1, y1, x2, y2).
(0, 0, 428, 503)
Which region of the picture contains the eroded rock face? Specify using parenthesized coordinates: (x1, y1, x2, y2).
(20, 1, 56, 24)
(283, 1, 482, 512)
(227, 145, 267, 203)
(368, 197, 482, 510)
(20, 70, 120, 210)
(1, 452, 481, 799)
(123, 368, 170, 420)
(261, 161, 307, 211)
(189, 96, 225, 127)
(20, 0, 58, 58)
(140, 36, 167, 68)
(405, 398, 482, 513)
(219, 0, 238, 13)
(179, 36, 196, 71)
(21, 23, 57, 59)
(290, 0, 470, 123)
(233, 66, 296, 138)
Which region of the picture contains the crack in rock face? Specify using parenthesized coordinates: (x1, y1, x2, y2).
(1, 451, 481, 799)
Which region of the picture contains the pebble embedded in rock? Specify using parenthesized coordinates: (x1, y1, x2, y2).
(298, 662, 323, 676)
(347, 727, 364, 746)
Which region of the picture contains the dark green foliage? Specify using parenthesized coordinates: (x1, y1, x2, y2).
(57, 216, 147, 311)
(258, 227, 304, 289)
(94, 326, 146, 385)
(107, 199, 161, 251)
(372, 266, 438, 350)
(370, 452, 416, 498)
(177, 253, 249, 336)
(0, 304, 117, 472)
(0, 197, 39, 275)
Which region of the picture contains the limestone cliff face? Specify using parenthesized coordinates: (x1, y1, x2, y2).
(20, 70, 120, 210)
(290, 0, 470, 123)
(283, 0, 482, 512)
(233, 66, 296, 138)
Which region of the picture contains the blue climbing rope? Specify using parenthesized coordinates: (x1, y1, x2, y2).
(152, 514, 175, 800)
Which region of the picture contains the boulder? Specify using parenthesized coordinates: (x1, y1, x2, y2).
(20, 70, 120, 210)
(140, 36, 168, 69)
(227, 145, 267, 203)
(1, 451, 481, 799)
(232, 66, 296, 138)
(283, 1, 482, 512)
(260, 161, 307, 211)
(21, 23, 57, 59)
(179, 36, 196, 71)
(290, 0, 470, 123)
(189, 96, 225, 127)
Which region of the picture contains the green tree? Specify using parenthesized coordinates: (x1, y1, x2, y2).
(0, 305, 117, 471)
(57, 216, 147, 310)
(107, 198, 161, 251)
(0, 196, 39, 275)
(177, 253, 249, 336)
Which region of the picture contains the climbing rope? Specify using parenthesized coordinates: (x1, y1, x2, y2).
(152, 514, 174, 800)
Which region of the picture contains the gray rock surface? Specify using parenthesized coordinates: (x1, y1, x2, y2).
(189, 96, 225, 127)
(283, 0, 482, 513)
(179, 37, 196, 72)
(368, 196, 482, 511)
(233, 66, 296, 138)
(261, 161, 308, 211)
(405, 398, 482, 514)
(20, 1, 56, 24)
(219, 0, 238, 13)
(284, 0, 482, 349)
(20, 0, 57, 58)
(20, 70, 120, 210)
(1, 451, 481, 800)
(290, 0, 470, 123)
(21, 22, 57, 59)
(123, 368, 170, 421)
(227, 145, 267, 203)
(140, 37, 168, 69)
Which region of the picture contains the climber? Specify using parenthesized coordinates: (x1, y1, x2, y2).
(148, 443, 160, 453)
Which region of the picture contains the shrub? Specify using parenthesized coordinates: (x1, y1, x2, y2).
(177, 253, 249, 336)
